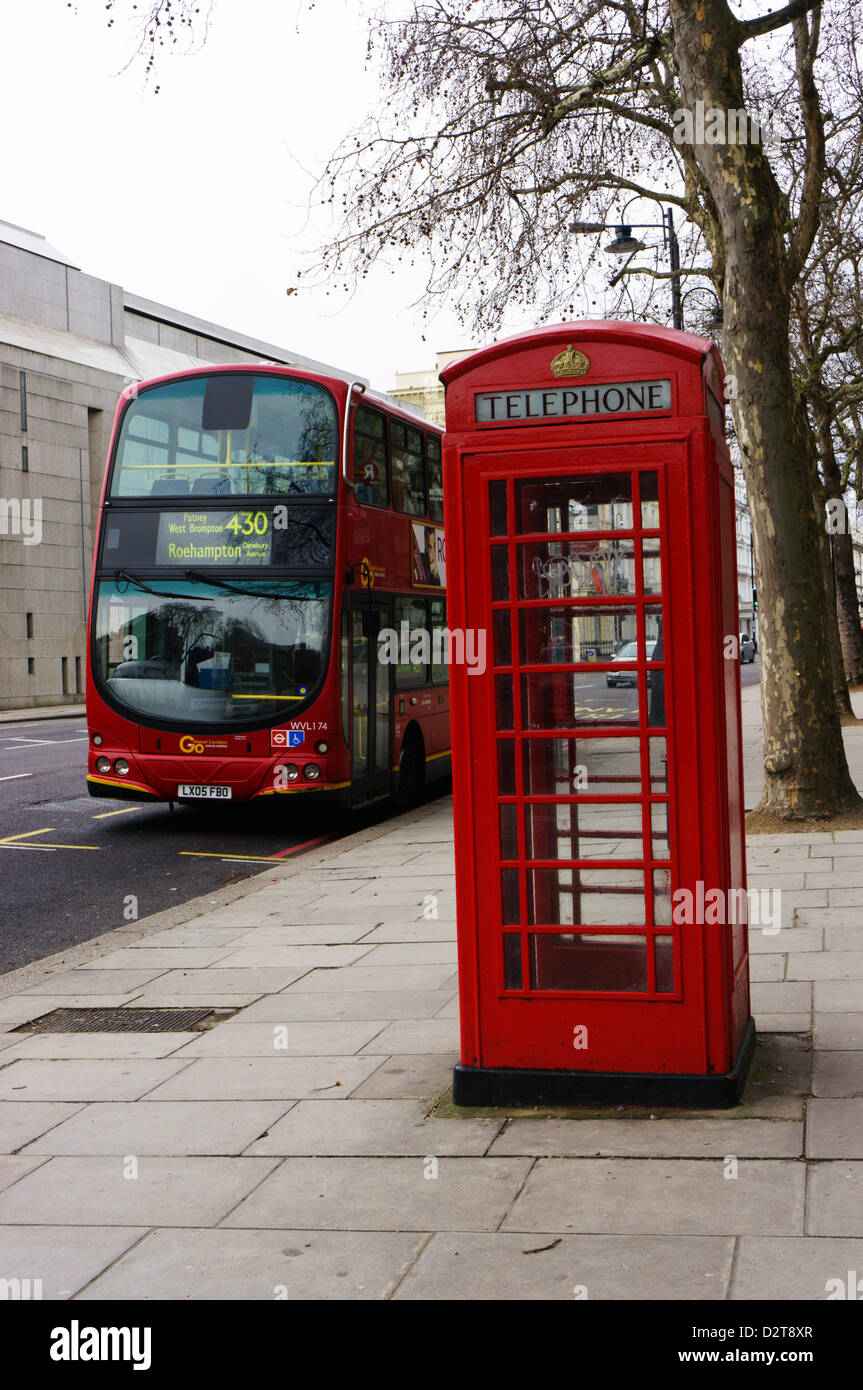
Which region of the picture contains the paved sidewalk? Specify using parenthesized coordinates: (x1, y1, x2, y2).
(0, 703, 85, 724)
(1, 684, 862, 1300)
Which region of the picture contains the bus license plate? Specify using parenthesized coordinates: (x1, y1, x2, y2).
(177, 784, 232, 800)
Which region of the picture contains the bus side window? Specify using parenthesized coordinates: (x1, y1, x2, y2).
(354, 407, 388, 507)
(392, 422, 427, 516)
(427, 436, 444, 522)
(394, 596, 428, 688)
(430, 597, 448, 684)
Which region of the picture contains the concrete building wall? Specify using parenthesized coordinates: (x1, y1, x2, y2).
(391, 349, 475, 427)
(0, 219, 361, 711)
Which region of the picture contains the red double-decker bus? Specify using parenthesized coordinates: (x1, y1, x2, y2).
(85, 365, 450, 808)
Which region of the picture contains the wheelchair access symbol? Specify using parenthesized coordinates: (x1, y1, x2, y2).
(270, 729, 305, 749)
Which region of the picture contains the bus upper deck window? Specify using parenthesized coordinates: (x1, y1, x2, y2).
(354, 407, 388, 506)
(427, 437, 444, 522)
(392, 422, 427, 516)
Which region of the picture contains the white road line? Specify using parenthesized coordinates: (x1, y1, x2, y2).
(0, 773, 32, 782)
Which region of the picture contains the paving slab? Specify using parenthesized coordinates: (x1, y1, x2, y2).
(360, 922, 457, 944)
(230, 990, 457, 1023)
(125, 926, 252, 949)
(143, 1056, 384, 1101)
(749, 956, 785, 982)
(211, 945, 376, 970)
(806, 1099, 863, 1158)
(488, 1118, 803, 1159)
(245, 1099, 502, 1157)
(394, 1232, 734, 1301)
(358, 1020, 461, 1054)
(730, 1236, 863, 1300)
(79, 948, 237, 970)
(0, 1156, 281, 1227)
(173, 1020, 389, 1057)
(786, 952, 863, 981)
(17, 971, 169, 996)
(0, 1102, 85, 1152)
(826, 925, 863, 952)
(814, 1014, 863, 1049)
(22, 1100, 294, 1156)
(754, 1014, 811, 1033)
(749, 982, 812, 1014)
(221, 1156, 532, 1232)
(813, 981, 863, 1012)
(0, 1226, 147, 1300)
(281, 965, 457, 992)
(0, 1033, 201, 1061)
(351, 1054, 457, 1099)
(806, 1162, 863, 1235)
(0, 1155, 51, 1193)
(502, 1159, 805, 1236)
(812, 1051, 863, 1097)
(0, 1059, 191, 1102)
(123, 967, 308, 995)
(224, 924, 377, 946)
(75, 1227, 427, 1300)
(749, 928, 822, 954)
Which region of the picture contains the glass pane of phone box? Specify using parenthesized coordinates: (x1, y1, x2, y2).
(529, 933, 648, 991)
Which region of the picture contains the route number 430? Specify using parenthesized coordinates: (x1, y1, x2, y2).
(225, 511, 268, 536)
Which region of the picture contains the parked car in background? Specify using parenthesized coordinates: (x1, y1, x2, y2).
(606, 639, 657, 687)
(740, 633, 756, 663)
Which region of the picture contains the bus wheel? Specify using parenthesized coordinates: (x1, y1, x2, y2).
(395, 731, 425, 808)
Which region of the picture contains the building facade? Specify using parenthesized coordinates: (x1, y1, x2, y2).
(0, 220, 359, 710)
(391, 349, 474, 427)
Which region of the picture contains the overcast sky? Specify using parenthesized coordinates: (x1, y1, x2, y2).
(3, 0, 571, 389)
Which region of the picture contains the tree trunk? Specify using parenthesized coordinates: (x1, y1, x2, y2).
(670, 0, 860, 817)
(804, 412, 855, 717)
(815, 411, 863, 685)
(832, 528, 863, 687)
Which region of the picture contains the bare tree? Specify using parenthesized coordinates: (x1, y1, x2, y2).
(309, 0, 861, 819)
(103, 0, 863, 818)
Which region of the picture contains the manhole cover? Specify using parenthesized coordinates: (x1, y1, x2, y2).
(12, 1006, 237, 1034)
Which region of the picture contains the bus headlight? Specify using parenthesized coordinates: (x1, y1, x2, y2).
(113, 758, 130, 775)
(95, 756, 111, 774)
(282, 764, 300, 782)
(92, 733, 103, 747)
(303, 764, 321, 781)
(315, 741, 328, 754)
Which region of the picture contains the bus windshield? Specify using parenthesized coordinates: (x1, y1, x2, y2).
(110, 374, 337, 498)
(94, 577, 332, 725)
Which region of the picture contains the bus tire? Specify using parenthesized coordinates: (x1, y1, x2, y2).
(395, 729, 425, 808)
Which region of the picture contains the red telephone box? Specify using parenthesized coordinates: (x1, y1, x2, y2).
(442, 322, 754, 1108)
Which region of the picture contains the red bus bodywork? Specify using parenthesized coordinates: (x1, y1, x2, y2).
(85, 366, 450, 808)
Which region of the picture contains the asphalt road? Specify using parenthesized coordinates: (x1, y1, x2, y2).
(0, 716, 409, 976)
(1, 657, 759, 977)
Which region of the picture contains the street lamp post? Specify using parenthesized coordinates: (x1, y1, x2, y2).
(571, 199, 685, 330)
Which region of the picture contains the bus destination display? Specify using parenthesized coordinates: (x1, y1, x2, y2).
(155, 510, 272, 565)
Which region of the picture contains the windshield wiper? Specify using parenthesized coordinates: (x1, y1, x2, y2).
(183, 568, 302, 599)
(113, 569, 193, 601)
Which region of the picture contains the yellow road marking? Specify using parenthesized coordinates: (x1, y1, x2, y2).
(92, 807, 140, 819)
(0, 827, 99, 851)
(178, 851, 287, 862)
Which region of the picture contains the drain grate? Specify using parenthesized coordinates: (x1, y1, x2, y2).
(12, 1006, 238, 1034)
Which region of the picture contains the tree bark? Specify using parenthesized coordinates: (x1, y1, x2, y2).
(814, 411, 863, 685)
(803, 412, 855, 717)
(670, 0, 860, 816)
